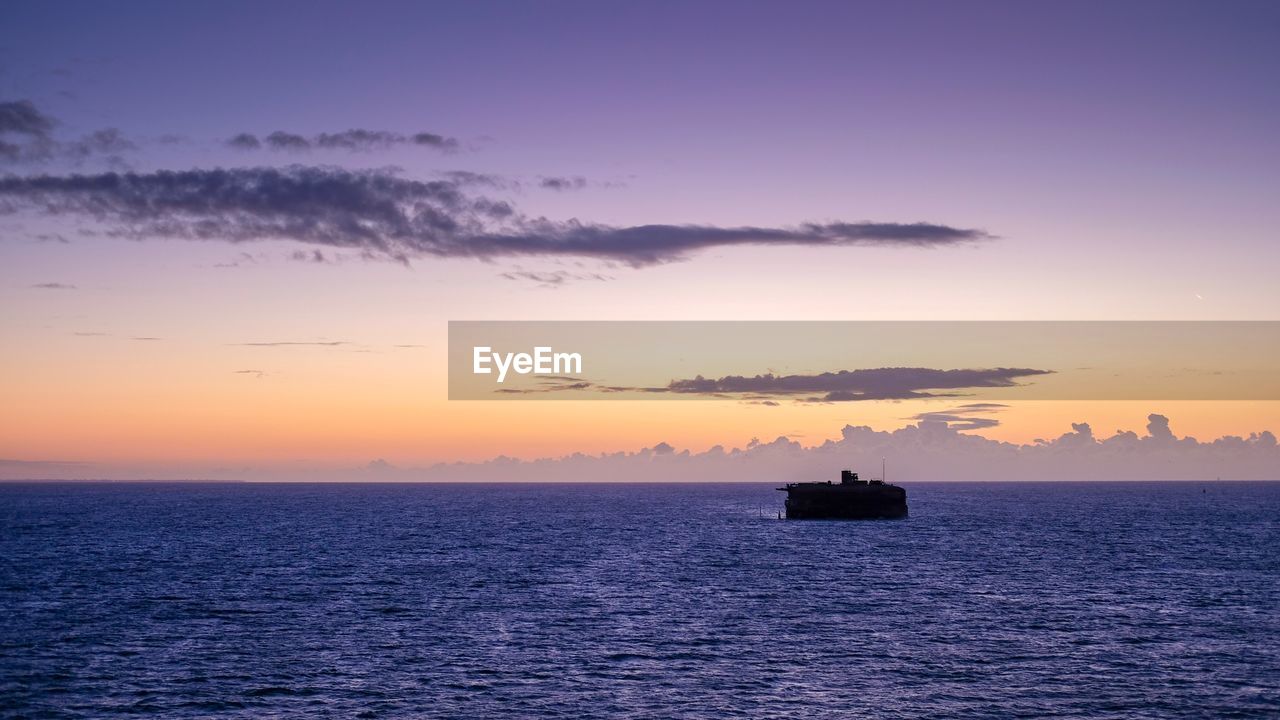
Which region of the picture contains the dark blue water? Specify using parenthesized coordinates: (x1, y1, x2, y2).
(2, 482, 1278, 718)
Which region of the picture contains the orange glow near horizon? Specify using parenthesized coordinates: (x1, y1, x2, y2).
(4, 355, 1276, 468)
(4, 238, 1279, 478)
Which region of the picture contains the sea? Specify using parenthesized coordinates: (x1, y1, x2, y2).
(2, 481, 1278, 718)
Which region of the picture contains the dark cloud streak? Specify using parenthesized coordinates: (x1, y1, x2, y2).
(227, 133, 261, 150)
(264, 131, 310, 150)
(497, 367, 1051, 402)
(668, 368, 1050, 402)
(228, 129, 459, 153)
(539, 176, 587, 191)
(0, 166, 993, 266)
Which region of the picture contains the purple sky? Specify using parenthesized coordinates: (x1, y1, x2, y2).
(2, 1, 1279, 478)
(5, 2, 1278, 279)
(6, 1, 1278, 206)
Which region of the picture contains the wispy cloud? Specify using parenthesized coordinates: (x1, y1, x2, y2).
(212, 252, 260, 268)
(441, 170, 510, 188)
(227, 133, 261, 149)
(539, 175, 587, 191)
(0, 100, 56, 161)
(910, 402, 1009, 430)
(233, 340, 351, 347)
(0, 458, 89, 469)
(1, 99, 136, 165)
(387, 414, 1280, 483)
(0, 166, 992, 266)
(289, 249, 335, 264)
(499, 269, 613, 287)
(30, 282, 76, 289)
(61, 128, 136, 161)
(227, 128, 459, 153)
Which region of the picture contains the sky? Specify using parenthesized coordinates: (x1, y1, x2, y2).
(1, 0, 1278, 480)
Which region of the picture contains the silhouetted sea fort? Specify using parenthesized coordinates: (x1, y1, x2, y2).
(778, 469, 908, 519)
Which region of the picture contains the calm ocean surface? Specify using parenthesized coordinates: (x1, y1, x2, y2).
(2, 481, 1278, 718)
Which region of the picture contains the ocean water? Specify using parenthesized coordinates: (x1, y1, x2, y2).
(1, 482, 1278, 719)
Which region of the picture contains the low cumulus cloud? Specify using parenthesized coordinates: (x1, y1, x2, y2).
(385, 414, 1280, 483)
(499, 368, 1049, 402)
(0, 166, 991, 266)
(227, 128, 459, 152)
(8, 413, 1276, 481)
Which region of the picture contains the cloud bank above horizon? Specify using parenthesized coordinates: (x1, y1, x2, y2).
(399, 413, 1279, 483)
(4, 413, 1275, 482)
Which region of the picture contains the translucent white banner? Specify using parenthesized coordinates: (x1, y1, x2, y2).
(448, 321, 1280, 402)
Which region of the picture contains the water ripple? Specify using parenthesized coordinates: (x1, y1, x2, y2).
(1, 481, 1278, 718)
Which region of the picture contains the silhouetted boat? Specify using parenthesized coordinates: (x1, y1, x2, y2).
(778, 468, 907, 520)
